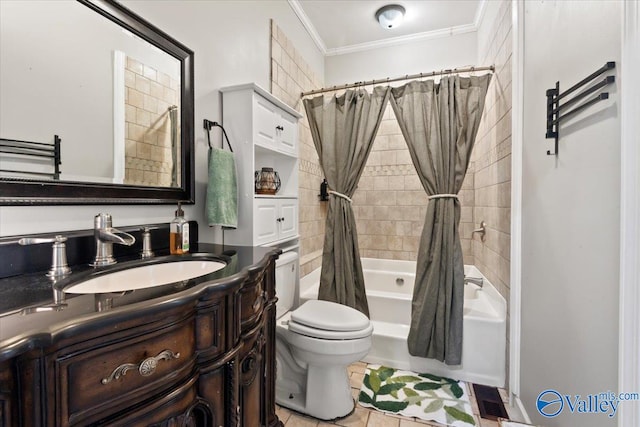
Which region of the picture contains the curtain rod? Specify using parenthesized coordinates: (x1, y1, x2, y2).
(300, 65, 495, 97)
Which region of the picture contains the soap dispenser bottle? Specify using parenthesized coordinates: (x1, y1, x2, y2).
(170, 202, 190, 254)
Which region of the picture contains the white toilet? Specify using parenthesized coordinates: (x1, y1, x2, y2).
(274, 252, 373, 420)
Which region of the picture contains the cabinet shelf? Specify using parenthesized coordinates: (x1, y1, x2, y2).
(254, 194, 298, 199)
(255, 142, 298, 159)
(221, 83, 301, 247)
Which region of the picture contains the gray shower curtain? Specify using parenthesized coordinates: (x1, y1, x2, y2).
(303, 87, 390, 316)
(389, 75, 491, 364)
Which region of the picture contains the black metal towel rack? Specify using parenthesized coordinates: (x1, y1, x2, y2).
(545, 61, 616, 156)
(203, 119, 233, 152)
(0, 135, 62, 180)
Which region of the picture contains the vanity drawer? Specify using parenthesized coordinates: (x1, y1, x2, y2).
(53, 315, 196, 426)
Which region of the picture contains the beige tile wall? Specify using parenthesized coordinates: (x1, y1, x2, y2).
(271, 8, 510, 277)
(353, 108, 475, 263)
(473, 0, 512, 304)
(270, 22, 327, 277)
(474, 0, 512, 386)
(124, 57, 180, 187)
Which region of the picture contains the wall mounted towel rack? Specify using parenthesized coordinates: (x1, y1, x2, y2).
(0, 135, 61, 180)
(545, 61, 616, 156)
(203, 119, 233, 152)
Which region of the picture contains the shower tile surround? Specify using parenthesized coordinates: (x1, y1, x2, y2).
(353, 110, 475, 263)
(472, 0, 512, 386)
(267, 27, 508, 423)
(271, 0, 512, 302)
(124, 56, 180, 187)
(270, 22, 327, 277)
(269, 23, 472, 271)
(473, 0, 512, 305)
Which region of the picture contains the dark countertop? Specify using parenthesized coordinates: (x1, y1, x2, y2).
(0, 243, 279, 361)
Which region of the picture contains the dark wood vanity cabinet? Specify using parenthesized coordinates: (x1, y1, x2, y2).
(0, 255, 282, 427)
(238, 261, 279, 427)
(0, 359, 15, 426)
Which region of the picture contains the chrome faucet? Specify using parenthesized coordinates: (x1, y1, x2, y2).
(18, 235, 71, 278)
(140, 226, 154, 259)
(464, 276, 484, 288)
(92, 213, 135, 267)
(472, 221, 486, 242)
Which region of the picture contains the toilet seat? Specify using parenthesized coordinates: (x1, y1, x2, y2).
(288, 320, 373, 340)
(287, 300, 373, 340)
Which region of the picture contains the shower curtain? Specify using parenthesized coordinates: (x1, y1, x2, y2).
(389, 75, 491, 364)
(303, 87, 390, 316)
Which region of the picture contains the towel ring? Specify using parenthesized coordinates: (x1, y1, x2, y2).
(203, 119, 233, 152)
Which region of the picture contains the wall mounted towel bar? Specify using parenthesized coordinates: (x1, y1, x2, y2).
(0, 135, 61, 180)
(545, 61, 616, 156)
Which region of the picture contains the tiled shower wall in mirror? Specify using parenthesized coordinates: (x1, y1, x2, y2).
(125, 56, 180, 187)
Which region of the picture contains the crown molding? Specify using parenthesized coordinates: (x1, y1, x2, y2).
(325, 23, 477, 56)
(288, 0, 327, 54)
(289, 0, 483, 57)
(474, 0, 488, 28)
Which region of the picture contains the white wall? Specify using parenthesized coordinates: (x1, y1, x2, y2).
(1, 1, 115, 180)
(0, 1, 324, 240)
(324, 31, 477, 86)
(0, 1, 180, 182)
(520, 2, 621, 426)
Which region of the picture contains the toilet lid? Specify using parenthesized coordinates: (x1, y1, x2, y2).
(290, 300, 370, 332)
(288, 318, 373, 340)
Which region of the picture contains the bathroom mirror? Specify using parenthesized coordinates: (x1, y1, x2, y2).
(0, 0, 194, 205)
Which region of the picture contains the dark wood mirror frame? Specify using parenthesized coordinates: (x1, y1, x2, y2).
(0, 0, 195, 205)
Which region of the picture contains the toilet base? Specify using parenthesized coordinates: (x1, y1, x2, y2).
(274, 308, 372, 421)
(275, 363, 354, 420)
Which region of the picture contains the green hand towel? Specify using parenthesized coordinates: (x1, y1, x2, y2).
(206, 147, 238, 228)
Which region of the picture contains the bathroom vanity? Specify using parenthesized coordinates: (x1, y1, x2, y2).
(0, 236, 282, 426)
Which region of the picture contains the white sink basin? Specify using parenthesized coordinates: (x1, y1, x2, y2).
(64, 260, 226, 294)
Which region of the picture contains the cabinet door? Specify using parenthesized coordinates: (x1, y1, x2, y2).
(107, 376, 213, 426)
(197, 363, 231, 427)
(239, 327, 266, 427)
(0, 360, 15, 427)
(254, 199, 279, 245)
(277, 112, 297, 155)
(278, 199, 298, 241)
(254, 95, 277, 149)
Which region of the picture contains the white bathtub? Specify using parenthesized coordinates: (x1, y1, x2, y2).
(299, 258, 507, 387)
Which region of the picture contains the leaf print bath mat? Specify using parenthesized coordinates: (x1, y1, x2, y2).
(358, 364, 476, 426)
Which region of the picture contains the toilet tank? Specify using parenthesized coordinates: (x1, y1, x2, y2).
(275, 251, 298, 319)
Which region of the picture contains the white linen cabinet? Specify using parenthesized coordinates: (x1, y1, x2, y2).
(220, 83, 302, 247)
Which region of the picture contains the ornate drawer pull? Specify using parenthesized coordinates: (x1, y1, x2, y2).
(101, 349, 180, 384)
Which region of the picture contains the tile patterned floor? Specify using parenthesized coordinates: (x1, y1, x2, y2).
(276, 362, 522, 427)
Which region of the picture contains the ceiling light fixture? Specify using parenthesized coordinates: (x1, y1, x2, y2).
(375, 4, 406, 30)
